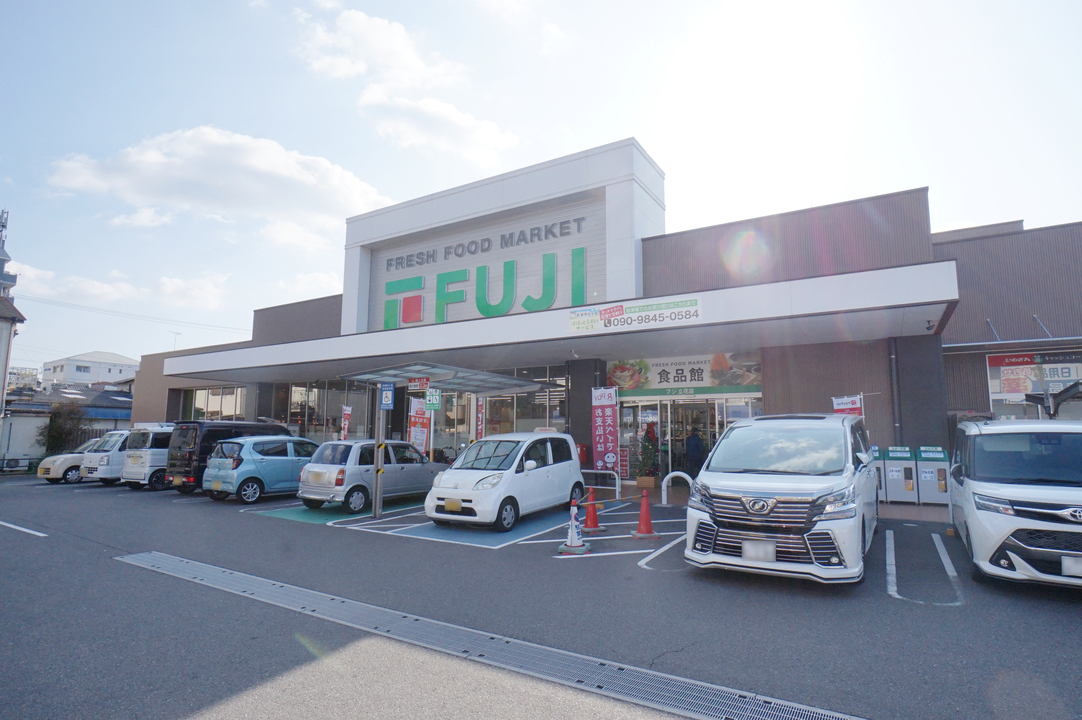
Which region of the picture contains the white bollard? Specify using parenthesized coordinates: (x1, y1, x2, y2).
(660, 471, 694, 506)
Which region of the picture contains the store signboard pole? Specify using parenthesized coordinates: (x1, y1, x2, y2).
(375, 382, 395, 520)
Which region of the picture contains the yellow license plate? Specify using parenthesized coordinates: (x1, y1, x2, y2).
(172, 476, 182, 486)
(444, 498, 462, 512)
(211, 481, 222, 491)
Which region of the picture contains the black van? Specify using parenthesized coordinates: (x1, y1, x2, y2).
(166, 421, 291, 494)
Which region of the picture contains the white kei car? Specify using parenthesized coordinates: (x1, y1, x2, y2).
(685, 414, 878, 584)
(424, 432, 586, 532)
(950, 419, 1082, 587)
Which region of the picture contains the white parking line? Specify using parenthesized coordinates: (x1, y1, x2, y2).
(553, 549, 653, 559)
(592, 519, 686, 526)
(931, 533, 958, 577)
(637, 535, 688, 569)
(516, 530, 685, 545)
(0, 520, 48, 537)
(885, 529, 964, 606)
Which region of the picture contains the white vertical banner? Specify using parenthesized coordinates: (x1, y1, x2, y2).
(591, 387, 618, 473)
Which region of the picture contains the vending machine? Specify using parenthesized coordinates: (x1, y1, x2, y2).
(884, 446, 918, 503)
(916, 446, 949, 505)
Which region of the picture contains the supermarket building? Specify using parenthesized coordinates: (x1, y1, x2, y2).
(132, 139, 1082, 479)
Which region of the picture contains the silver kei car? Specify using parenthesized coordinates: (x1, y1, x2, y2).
(297, 440, 447, 513)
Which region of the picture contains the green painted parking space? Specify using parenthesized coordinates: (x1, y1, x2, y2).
(253, 499, 425, 525)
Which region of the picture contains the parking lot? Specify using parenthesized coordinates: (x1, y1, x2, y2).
(2, 475, 1080, 720)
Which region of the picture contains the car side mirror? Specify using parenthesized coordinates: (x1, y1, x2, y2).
(856, 452, 871, 467)
(524, 459, 537, 472)
(951, 464, 965, 482)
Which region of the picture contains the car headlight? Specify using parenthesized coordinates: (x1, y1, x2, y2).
(973, 493, 1015, 516)
(432, 471, 445, 488)
(688, 479, 711, 512)
(811, 485, 856, 521)
(473, 472, 504, 490)
(99, 457, 109, 466)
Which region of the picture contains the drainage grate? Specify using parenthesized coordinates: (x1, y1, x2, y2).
(116, 551, 862, 720)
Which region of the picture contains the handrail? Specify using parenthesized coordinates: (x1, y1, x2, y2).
(581, 469, 621, 500)
(660, 471, 693, 505)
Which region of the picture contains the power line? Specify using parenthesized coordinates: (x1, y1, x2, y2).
(14, 295, 250, 333)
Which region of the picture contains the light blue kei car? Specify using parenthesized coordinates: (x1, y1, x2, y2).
(202, 435, 320, 504)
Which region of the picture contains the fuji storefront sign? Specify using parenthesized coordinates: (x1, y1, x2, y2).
(382, 246, 589, 329)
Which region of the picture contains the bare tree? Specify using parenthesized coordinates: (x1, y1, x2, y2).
(35, 403, 92, 454)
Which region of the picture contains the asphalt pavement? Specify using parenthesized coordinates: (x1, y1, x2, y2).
(1, 474, 1079, 720)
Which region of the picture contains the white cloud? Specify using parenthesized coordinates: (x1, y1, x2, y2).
(7, 261, 56, 297)
(468, 0, 534, 23)
(297, 9, 463, 92)
(297, 9, 518, 167)
(310, 0, 342, 9)
(366, 97, 519, 168)
(277, 271, 343, 300)
(50, 126, 390, 242)
(539, 21, 570, 57)
(8, 261, 145, 304)
(248, 0, 268, 7)
(159, 273, 231, 311)
(259, 219, 333, 252)
(64, 277, 145, 304)
(110, 207, 172, 227)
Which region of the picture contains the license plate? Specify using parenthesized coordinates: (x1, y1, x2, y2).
(172, 476, 182, 486)
(741, 540, 776, 562)
(1063, 556, 1082, 577)
(444, 498, 462, 512)
(211, 481, 222, 491)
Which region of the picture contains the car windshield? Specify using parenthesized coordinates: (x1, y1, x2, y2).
(95, 433, 125, 452)
(453, 440, 523, 471)
(312, 443, 354, 466)
(972, 432, 1082, 485)
(74, 439, 100, 453)
(128, 430, 151, 450)
(706, 424, 846, 475)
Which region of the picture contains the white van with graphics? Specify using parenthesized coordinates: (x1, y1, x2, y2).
(121, 424, 175, 491)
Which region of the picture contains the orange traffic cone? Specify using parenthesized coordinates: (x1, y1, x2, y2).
(581, 488, 606, 534)
(632, 491, 659, 539)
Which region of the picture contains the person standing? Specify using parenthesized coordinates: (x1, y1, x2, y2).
(685, 427, 705, 477)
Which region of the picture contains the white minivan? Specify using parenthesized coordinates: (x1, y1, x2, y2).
(121, 424, 174, 491)
(80, 430, 131, 485)
(685, 414, 877, 583)
(950, 419, 1082, 587)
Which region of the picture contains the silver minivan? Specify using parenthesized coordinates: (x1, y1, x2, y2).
(298, 440, 447, 513)
(121, 425, 174, 491)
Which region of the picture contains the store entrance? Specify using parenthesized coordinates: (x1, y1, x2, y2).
(619, 396, 762, 481)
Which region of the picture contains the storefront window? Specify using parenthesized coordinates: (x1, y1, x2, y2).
(193, 389, 208, 420)
(271, 384, 290, 424)
(486, 396, 515, 435)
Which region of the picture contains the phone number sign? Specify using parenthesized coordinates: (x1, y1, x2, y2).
(570, 297, 703, 333)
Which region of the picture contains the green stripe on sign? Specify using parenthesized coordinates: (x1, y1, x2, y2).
(385, 276, 424, 294)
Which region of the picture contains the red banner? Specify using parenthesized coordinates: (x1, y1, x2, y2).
(591, 387, 618, 473)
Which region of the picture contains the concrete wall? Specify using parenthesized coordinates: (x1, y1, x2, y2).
(252, 295, 343, 345)
(643, 188, 932, 297)
(895, 335, 949, 450)
(761, 340, 895, 449)
(566, 358, 605, 460)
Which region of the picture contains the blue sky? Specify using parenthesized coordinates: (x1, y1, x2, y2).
(1, 1, 1080, 372)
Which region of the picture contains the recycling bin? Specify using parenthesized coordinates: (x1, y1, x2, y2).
(871, 446, 888, 503)
(884, 446, 918, 503)
(916, 446, 949, 505)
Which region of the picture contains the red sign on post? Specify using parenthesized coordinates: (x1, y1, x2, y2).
(591, 387, 619, 474)
(476, 397, 485, 440)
